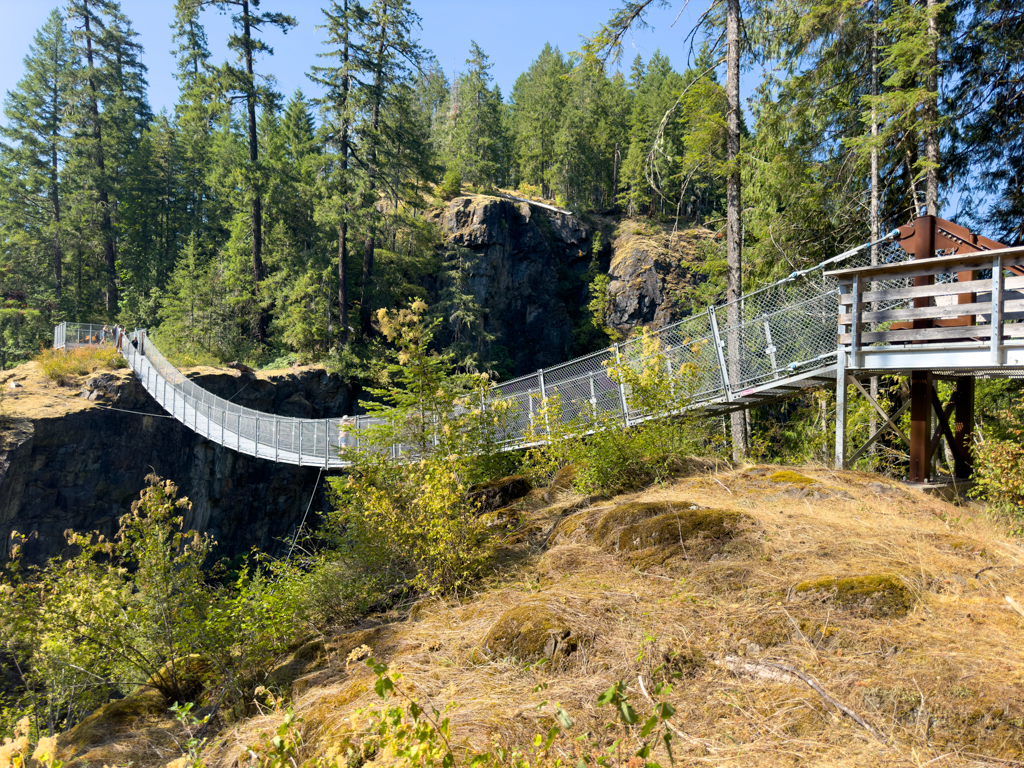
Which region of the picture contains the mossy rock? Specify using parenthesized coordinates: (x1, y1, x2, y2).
(59, 687, 168, 752)
(595, 505, 746, 558)
(591, 501, 702, 545)
(792, 573, 913, 618)
(480, 601, 578, 664)
(469, 474, 533, 515)
(768, 470, 817, 486)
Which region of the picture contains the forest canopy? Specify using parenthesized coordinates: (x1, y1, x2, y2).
(0, 0, 1020, 372)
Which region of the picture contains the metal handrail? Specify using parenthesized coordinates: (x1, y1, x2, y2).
(52, 236, 910, 466)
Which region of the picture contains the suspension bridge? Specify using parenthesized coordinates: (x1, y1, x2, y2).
(54, 215, 1024, 482)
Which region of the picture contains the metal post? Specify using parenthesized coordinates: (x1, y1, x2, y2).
(835, 348, 847, 469)
(237, 411, 241, 452)
(613, 345, 630, 427)
(255, 416, 260, 459)
(850, 274, 861, 369)
(707, 307, 733, 402)
(538, 369, 551, 437)
(991, 254, 1004, 365)
(588, 373, 597, 419)
(324, 421, 330, 469)
(274, 416, 279, 462)
(763, 321, 778, 374)
(298, 421, 303, 465)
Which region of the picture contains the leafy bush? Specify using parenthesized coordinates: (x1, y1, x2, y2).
(0, 478, 303, 735)
(971, 401, 1024, 519)
(523, 328, 721, 495)
(437, 168, 463, 201)
(326, 302, 516, 595)
(35, 346, 126, 386)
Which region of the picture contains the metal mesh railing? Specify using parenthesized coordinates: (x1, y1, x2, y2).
(53, 231, 917, 466)
(121, 329, 358, 468)
(53, 322, 116, 349)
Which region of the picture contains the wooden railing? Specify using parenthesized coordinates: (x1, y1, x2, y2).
(826, 247, 1024, 366)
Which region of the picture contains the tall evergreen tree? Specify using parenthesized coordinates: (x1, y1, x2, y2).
(509, 44, 568, 198)
(179, 0, 297, 341)
(66, 0, 151, 316)
(0, 9, 74, 312)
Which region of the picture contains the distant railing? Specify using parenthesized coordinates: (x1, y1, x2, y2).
(52, 322, 116, 350)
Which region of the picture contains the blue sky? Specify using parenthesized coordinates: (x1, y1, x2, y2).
(0, 1, 716, 117)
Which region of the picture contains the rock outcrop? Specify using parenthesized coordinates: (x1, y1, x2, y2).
(0, 362, 347, 566)
(606, 226, 714, 333)
(429, 195, 594, 376)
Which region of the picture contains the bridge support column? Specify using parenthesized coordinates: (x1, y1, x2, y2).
(953, 377, 975, 479)
(835, 348, 847, 469)
(909, 372, 933, 482)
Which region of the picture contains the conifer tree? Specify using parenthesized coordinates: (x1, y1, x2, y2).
(178, 0, 297, 341)
(0, 10, 74, 311)
(66, 0, 151, 317)
(509, 44, 568, 198)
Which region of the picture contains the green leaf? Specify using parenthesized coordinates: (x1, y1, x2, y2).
(640, 715, 658, 738)
(656, 701, 676, 719)
(619, 701, 639, 725)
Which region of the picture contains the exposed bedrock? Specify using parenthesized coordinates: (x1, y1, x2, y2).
(0, 365, 341, 566)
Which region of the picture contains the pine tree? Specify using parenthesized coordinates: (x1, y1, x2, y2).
(442, 42, 506, 190)
(349, 0, 427, 337)
(509, 44, 568, 198)
(66, 0, 152, 316)
(0, 10, 74, 312)
(182, 0, 297, 341)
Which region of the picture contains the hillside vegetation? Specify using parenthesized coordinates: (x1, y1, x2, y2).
(42, 465, 1024, 768)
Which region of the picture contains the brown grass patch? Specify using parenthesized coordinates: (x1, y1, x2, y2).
(171, 465, 1024, 766)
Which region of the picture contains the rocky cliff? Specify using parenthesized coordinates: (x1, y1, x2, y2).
(429, 195, 596, 375)
(606, 225, 715, 333)
(0, 362, 343, 566)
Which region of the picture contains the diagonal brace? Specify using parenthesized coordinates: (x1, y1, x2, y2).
(930, 387, 969, 467)
(848, 376, 910, 447)
(847, 399, 912, 466)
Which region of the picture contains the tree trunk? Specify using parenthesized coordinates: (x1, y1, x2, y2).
(725, 0, 746, 460)
(51, 142, 62, 305)
(360, 13, 387, 338)
(83, 5, 117, 317)
(337, 0, 351, 346)
(869, 0, 881, 456)
(924, 0, 939, 216)
(243, 0, 267, 341)
(360, 234, 375, 334)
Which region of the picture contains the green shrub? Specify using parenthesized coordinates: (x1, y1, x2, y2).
(437, 168, 463, 201)
(326, 301, 517, 595)
(971, 401, 1024, 521)
(0, 478, 303, 735)
(523, 328, 721, 495)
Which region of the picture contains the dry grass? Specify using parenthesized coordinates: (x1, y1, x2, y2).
(190, 464, 1024, 768)
(35, 346, 126, 386)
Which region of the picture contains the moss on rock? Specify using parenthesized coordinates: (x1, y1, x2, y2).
(480, 601, 578, 664)
(596, 507, 744, 555)
(769, 470, 817, 485)
(793, 573, 913, 618)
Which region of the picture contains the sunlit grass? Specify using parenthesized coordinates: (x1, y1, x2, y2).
(36, 345, 126, 386)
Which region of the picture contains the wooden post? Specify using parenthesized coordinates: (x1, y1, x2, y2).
(909, 372, 933, 483)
